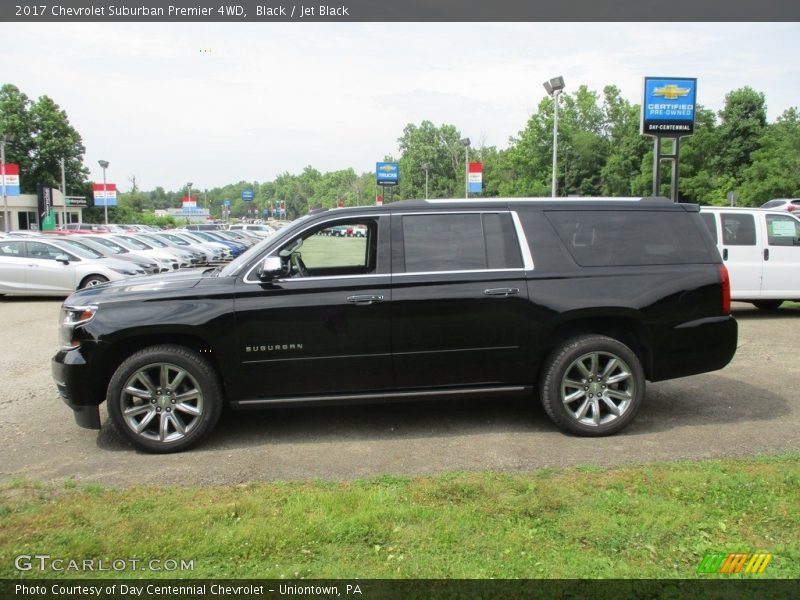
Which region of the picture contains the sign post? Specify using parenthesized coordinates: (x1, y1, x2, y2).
(468, 162, 483, 195)
(641, 77, 697, 202)
(376, 162, 399, 205)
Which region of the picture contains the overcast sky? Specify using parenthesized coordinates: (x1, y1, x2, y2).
(4, 22, 799, 192)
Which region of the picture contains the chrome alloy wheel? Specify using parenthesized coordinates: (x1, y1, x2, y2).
(560, 351, 634, 427)
(120, 362, 204, 443)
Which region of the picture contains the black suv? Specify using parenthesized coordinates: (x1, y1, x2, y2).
(52, 198, 737, 452)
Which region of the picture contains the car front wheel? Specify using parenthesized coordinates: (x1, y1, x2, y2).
(107, 344, 223, 453)
(540, 335, 645, 436)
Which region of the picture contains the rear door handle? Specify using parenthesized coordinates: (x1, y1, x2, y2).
(484, 287, 520, 297)
(346, 294, 384, 305)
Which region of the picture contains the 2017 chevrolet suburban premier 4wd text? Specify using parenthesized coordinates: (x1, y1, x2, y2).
(52, 198, 738, 452)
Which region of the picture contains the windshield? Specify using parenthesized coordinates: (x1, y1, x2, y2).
(83, 236, 126, 253)
(114, 235, 152, 250)
(138, 235, 169, 248)
(51, 239, 104, 259)
(219, 215, 311, 277)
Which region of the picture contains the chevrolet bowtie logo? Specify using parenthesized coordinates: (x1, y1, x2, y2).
(379, 165, 395, 172)
(653, 84, 691, 100)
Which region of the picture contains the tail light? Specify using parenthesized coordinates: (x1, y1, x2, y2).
(719, 265, 731, 315)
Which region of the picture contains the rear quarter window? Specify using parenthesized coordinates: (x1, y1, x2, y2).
(545, 210, 713, 267)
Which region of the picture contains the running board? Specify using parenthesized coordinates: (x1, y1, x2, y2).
(230, 385, 532, 409)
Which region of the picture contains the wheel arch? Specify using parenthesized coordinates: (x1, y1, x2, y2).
(539, 314, 653, 380)
(100, 332, 226, 401)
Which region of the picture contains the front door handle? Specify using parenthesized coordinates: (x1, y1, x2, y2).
(484, 287, 520, 297)
(346, 294, 384, 305)
(764, 248, 770, 261)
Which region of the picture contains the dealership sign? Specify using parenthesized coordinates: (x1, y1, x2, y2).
(92, 182, 117, 206)
(376, 162, 399, 186)
(468, 162, 483, 193)
(1, 164, 20, 196)
(182, 195, 197, 208)
(641, 77, 697, 136)
(242, 190, 254, 201)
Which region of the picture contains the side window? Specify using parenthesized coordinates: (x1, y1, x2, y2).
(700, 213, 718, 244)
(721, 213, 757, 246)
(546, 210, 712, 267)
(279, 219, 377, 277)
(401, 213, 521, 273)
(766, 215, 800, 247)
(0, 241, 22, 256)
(26, 241, 64, 259)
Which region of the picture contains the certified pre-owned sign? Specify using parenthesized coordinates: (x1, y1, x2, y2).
(641, 77, 697, 137)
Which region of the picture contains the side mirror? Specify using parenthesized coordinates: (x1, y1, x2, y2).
(256, 256, 284, 280)
(54, 254, 71, 264)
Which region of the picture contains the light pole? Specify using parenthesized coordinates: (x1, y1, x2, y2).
(459, 138, 470, 199)
(543, 76, 565, 198)
(98, 160, 109, 225)
(186, 182, 193, 208)
(1, 134, 13, 233)
(422, 163, 430, 199)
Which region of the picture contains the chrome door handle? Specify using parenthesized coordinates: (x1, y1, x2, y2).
(346, 294, 384, 305)
(484, 288, 520, 297)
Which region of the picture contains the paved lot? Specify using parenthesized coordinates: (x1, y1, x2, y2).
(0, 298, 798, 486)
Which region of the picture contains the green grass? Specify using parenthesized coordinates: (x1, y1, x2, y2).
(1, 455, 798, 579)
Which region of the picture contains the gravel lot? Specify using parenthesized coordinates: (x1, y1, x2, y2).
(0, 298, 798, 486)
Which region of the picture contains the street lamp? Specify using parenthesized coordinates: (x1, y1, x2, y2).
(543, 75, 566, 198)
(98, 159, 109, 225)
(186, 182, 193, 208)
(422, 163, 430, 200)
(1, 133, 13, 233)
(459, 138, 471, 199)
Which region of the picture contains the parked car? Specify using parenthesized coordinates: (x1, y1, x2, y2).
(92, 234, 180, 271)
(53, 197, 737, 452)
(700, 206, 800, 310)
(228, 223, 277, 238)
(760, 198, 800, 213)
(63, 223, 113, 233)
(0, 238, 144, 296)
(111, 234, 196, 268)
(67, 236, 161, 274)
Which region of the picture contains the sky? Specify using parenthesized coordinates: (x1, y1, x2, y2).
(4, 22, 800, 193)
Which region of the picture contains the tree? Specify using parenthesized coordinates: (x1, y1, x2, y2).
(396, 121, 467, 199)
(738, 108, 800, 205)
(713, 87, 767, 184)
(0, 84, 36, 186)
(0, 85, 89, 194)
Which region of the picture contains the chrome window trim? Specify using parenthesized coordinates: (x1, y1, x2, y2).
(394, 268, 524, 277)
(511, 211, 535, 271)
(243, 212, 390, 284)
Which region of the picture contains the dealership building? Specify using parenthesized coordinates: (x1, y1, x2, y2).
(1, 188, 86, 232)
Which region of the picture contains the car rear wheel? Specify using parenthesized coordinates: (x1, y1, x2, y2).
(80, 275, 108, 289)
(540, 335, 645, 436)
(107, 345, 223, 453)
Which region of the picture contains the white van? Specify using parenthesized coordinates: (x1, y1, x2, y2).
(699, 206, 800, 309)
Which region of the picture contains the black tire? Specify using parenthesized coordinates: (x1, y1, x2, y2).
(80, 274, 108, 289)
(540, 335, 645, 436)
(107, 344, 223, 453)
(752, 300, 783, 311)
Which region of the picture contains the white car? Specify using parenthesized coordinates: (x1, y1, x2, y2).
(760, 198, 800, 213)
(700, 206, 800, 309)
(0, 237, 145, 296)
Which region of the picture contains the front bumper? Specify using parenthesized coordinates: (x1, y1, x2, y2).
(52, 348, 104, 429)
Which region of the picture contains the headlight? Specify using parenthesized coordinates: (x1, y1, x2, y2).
(59, 305, 97, 350)
(111, 267, 141, 275)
